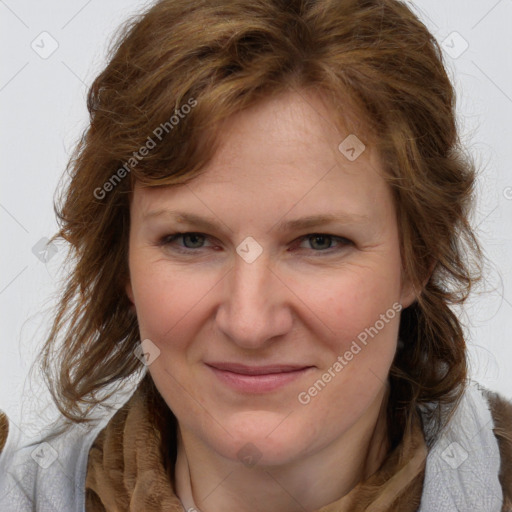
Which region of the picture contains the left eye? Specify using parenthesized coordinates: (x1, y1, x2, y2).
(298, 234, 349, 251)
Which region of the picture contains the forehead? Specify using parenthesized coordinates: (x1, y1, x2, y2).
(204, 90, 370, 174)
(131, 90, 392, 224)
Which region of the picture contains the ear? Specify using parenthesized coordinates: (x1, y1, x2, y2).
(399, 259, 436, 309)
(399, 273, 417, 309)
(126, 281, 136, 313)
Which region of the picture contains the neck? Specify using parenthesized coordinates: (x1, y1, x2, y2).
(174, 385, 390, 512)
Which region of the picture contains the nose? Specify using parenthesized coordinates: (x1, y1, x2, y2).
(215, 250, 294, 350)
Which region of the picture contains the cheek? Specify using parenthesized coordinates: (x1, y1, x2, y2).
(289, 257, 403, 352)
(292, 267, 402, 431)
(130, 261, 212, 345)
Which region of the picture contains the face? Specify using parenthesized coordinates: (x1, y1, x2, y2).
(126, 90, 416, 467)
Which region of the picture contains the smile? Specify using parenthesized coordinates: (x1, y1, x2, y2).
(205, 363, 314, 393)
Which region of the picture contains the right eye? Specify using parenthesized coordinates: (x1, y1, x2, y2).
(157, 232, 218, 253)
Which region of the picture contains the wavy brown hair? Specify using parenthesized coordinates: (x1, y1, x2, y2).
(37, 0, 483, 448)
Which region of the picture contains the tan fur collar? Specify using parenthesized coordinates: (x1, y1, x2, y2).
(484, 389, 512, 512)
(84, 383, 427, 511)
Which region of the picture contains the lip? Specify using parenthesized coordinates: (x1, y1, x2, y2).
(206, 362, 314, 393)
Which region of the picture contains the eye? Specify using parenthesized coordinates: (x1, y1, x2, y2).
(156, 231, 353, 256)
(157, 232, 216, 252)
(296, 233, 353, 252)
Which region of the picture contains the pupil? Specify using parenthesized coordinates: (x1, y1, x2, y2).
(311, 235, 330, 250)
(184, 234, 204, 248)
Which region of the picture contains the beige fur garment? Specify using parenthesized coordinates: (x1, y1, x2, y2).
(0, 383, 510, 511)
(84, 385, 428, 512)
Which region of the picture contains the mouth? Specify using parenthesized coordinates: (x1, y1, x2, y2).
(205, 362, 314, 393)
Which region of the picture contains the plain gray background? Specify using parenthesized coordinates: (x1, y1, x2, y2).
(1, 0, 511, 435)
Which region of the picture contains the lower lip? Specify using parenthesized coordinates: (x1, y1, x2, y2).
(207, 366, 313, 393)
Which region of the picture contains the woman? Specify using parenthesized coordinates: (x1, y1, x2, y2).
(0, 0, 511, 510)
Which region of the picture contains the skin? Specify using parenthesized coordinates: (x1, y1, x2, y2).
(125, 89, 417, 512)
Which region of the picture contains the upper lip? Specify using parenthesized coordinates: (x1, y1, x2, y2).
(206, 362, 312, 375)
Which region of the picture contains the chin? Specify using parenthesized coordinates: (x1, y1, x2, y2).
(195, 409, 321, 467)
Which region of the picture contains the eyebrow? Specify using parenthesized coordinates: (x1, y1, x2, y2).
(143, 209, 370, 232)
(274, 212, 370, 231)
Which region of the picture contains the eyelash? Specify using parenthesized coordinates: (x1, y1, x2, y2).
(156, 232, 353, 255)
